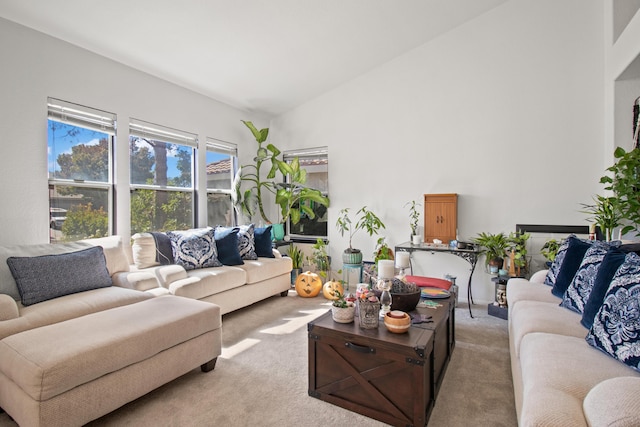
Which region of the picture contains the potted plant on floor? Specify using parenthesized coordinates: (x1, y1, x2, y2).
(335, 207, 386, 265)
(287, 245, 304, 285)
(405, 200, 421, 244)
(600, 146, 640, 237)
(472, 232, 508, 274)
(308, 238, 330, 279)
(234, 121, 329, 238)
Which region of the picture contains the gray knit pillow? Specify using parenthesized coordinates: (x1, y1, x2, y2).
(7, 246, 112, 306)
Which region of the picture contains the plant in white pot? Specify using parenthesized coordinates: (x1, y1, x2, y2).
(405, 200, 421, 244)
(331, 290, 356, 323)
(335, 207, 385, 265)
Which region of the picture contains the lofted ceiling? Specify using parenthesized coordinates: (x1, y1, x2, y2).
(0, 0, 507, 116)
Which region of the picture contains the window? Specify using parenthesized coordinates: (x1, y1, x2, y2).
(206, 138, 238, 227)
(283, 147, 329, 240)
(47, 98, 115, 242)
(129, 119, 196, 233)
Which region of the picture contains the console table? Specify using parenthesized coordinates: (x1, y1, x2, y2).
(395, 242, 481, 318)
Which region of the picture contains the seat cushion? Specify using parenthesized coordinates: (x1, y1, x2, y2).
(0, 296, 221, 401)
(171, 266, 247, 299)
(239, 256, 292, 284)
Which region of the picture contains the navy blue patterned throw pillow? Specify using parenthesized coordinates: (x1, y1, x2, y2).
(586, 252, 640, 372)
(561, 241, 620, 314)
(544, 237, 571, 287)
(7, 246, 112, 306)
(581, 247, 629, 329)
(166, 227, 222, 270)
(237, 224, 258, 260)
(213, 226, 243, 266)
(551, 236, 592, 298)
(254, 225, 275, 258)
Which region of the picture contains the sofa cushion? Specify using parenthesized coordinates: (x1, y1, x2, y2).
(255, 225, 275, 258)
(239, 256, 293, 284)
(213, 226, 243, 266)
(506, 279, 559, 310)
(561, 241, 615, 314)
(151, 232, 174, 265)
(543, 236, 571, 287)
(510, 300, 586, 358)
(0, 287, 153, 340)
(167, 228, 222, 271)
(586, 252, 640, 372)
(131, 233, 159, 269)
(7, 246, 113, 306)
(519, 333, 639, 427)
(170, 266, 247, 299)
(551, 236, 593, 298)
(581, 247, 628, 329)
(80, 235, 131, 275)
(237, 224, 258, 260)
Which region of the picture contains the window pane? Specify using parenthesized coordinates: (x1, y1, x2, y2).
(206, 150, 232, 190)
(48, 120, 110, 182)
(300, 158, 328, 193)
(49, 185, 109, 242)
(207, 193, 233, 227)
(129, 137, 193, 188)
(131, 189, 193, 233)
(288, 200, 328, 238)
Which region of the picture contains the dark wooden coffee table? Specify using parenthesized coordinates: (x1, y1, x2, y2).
(307, 296, 455, 427)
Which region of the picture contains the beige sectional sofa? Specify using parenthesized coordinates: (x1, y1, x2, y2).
(0, 236, 222, 427)
(123, 229, 293, 315)
(508, 269, 640, 426)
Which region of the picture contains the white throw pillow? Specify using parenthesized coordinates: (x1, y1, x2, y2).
(131, 233, 159, 269)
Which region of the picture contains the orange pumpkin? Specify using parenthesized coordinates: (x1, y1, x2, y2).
(323, 280, 344, 300)
(295, 271, 323, 297)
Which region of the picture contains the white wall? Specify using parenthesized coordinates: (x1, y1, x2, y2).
(0, 18, 264, 247)
(271, 0, 605, 302)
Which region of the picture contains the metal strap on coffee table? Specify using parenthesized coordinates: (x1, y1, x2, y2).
(395, 242, 480, 318)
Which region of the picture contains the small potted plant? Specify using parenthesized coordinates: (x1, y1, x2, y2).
(331, 290, 356, 323)
(472, 232, 509, 274)
(373, 237, 394, 267)
(308, 238, 330, 279)
(580, 195, 622, 242)
(507, 231, 530, 277)
(541, 238, 561, 267)
(335, 207, 386, 265)
(287, 245, 304, 285)
(405, 200, 421, 244)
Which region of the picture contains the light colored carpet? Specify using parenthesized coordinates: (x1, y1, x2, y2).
(0, 292, 517, 426)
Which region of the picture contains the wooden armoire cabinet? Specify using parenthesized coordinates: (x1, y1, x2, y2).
(423, 193, 457, 244)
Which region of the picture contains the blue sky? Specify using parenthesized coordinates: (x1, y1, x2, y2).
(48, 120, 229, 179)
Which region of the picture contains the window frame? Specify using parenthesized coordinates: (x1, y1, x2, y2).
(47, 98, 116, 241)
(282, 146, 329, 242)
(205, 137, 238, 227)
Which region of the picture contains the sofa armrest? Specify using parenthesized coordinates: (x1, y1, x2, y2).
(529, 269, 548, 284)
(112, 271, 161, 292)
(584, 377, 640, 426)
(0, 294, 18, 321)
(273, 248, 283, 259)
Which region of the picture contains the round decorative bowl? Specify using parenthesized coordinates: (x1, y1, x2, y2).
(390, 290, 421, 312)
(384, 311, 411, 334)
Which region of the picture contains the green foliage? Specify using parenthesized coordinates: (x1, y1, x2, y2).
(130, 189, 192, 234)
(55, 138, 109, 181)
(404, 200, 421, 235)
(472, 232, 509, 263)
(599, 146, 640, 236)
(235, 120, 329, 225)
(541, 238, 561, 262)
(61, 203, 108, 241)
(373, 237, 394, 265)
(332, 290, 349, 308)
(580, 195, 622, 241)
(309, 238, 330, 278)
(507, 231, 530, 268)
(287, 245, 304, 269)
(335, 207, 386, 251)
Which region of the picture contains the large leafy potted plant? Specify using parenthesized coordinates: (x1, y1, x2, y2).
(472, 232, 508, 274)
(335, 207, 386, 265)
(234, 121, 329, 237)
(598, 146, 640, 237)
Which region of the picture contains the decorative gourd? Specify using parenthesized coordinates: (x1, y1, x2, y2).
(295, 271, 322, 297)
(323, 280, 344, 300)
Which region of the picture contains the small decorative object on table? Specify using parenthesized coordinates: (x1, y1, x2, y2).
(390, 278, 421, 312)
(384, 310, 411, 333)
(377, 259, 395, 317)
(331, 291, 356, 323)
(358, 292, 380, 329)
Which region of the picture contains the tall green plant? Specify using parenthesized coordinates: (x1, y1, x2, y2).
(600, 146, 640, 236)
(335, 207, 386, 252)
(580, 195, 622, 241)
(404, 200, 421, 236)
